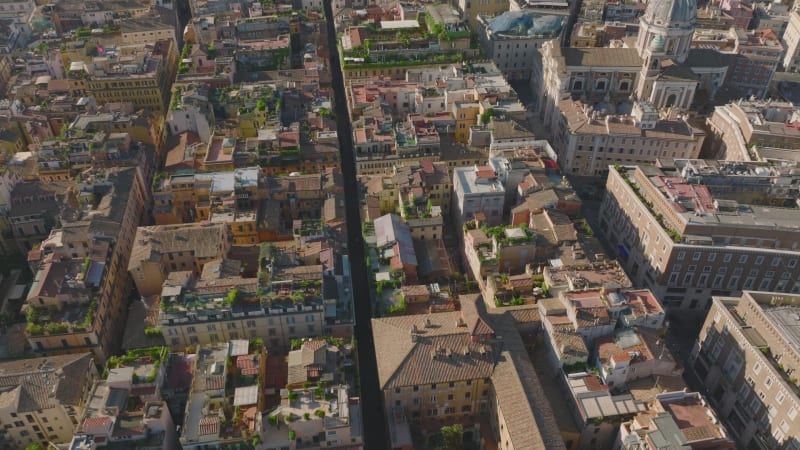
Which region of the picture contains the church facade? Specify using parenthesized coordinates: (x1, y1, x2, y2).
(537, 0, 730, 127)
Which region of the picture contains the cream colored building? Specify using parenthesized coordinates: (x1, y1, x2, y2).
(0, 354, 97, 448)
(782, 10, 800, 72)
(690, 291, 800, 449)
(119, 17, 178, 45)
(551, 99, 705, 176)
(128, 223, 230, 297)
(601, 160, 800, 317)
(25, 168, 147, 362)
(373, 295, 565, 450)
(706, 100, 800, 162)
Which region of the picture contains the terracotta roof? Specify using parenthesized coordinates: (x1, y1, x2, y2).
(128, 223, 228, 272)
(372, 298, 496, 389)
(203, 374, 225, 391)
(198, 416, 219, 436)
(489, 314, 566, 450)
(0, 353, 94, 412)
(236, 355, 260, 376)
(82, 416, 113, 430)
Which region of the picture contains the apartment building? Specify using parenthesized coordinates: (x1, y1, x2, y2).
(595, 327, 681, 389)
(74, 347, 179, 449)
(262, 384, 363, 449)
(782, 9, 800, 72)
(727, 29, 783, 99)
(25, 168, 147, 361)
(616, 391, 735, 449)
(373, 295, 565, 450)
(0, 354, 97, 449)
(391, 160, 451, 217)
(8, 181, 69, 253)
(153, 167, 260, 225)
(68, 40, 178, 115)
(551, 100, 705, 176)
(452, 165, 505, 233)
(720, 0, 753, 29)
(600, 160, 800, 317)
(128, 222, 230, 297)
(689, 291, 800, 449)
(119, 17, 178, 45)
(157, 266, 325, 352)
(751, 2, 792, 38)
(706, 100, 800, 162)
(180, 341, 264, 449)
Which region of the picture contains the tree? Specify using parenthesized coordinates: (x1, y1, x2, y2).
(26, 445, 45, 450)
(438, 424, 463, 450)
(480, 108, 496, 125)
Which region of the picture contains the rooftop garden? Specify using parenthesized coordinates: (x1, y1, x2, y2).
(260, 279, 323, 306)
(160, 289, 259, 313)
(482, 224, 536, 246)
(492, 273, 548, 306)
(614, 165, 682, 243)
(342, 48, 466, 69)
(294, 219, 324, 237)
(26, 298, 96, 336)
(103, 346, 167, 382)
(422, 12, 471, 41)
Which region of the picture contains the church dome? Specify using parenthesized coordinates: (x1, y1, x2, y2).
(649, 35, 665, 51)
(644, 0, 697, 27)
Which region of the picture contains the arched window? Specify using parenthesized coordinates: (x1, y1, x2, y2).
(596, 80, 607, 90)
(572, 80, 583, 91)
(651, 58, 659, 70)
(665, 94, 677, 107)
(620, 81, 630, 91)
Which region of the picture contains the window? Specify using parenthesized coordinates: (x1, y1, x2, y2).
(755, 256, 765, 265)
(693, 252, 701, 261)
(430, 395, 437, 402)
(431, 384, 437, 389)
(739, 255, 748, 264)
(677, 251, 686, 261)
(723, 253, 732, 263)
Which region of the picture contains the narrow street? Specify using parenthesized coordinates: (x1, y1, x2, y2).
(323, 1, 390, 448)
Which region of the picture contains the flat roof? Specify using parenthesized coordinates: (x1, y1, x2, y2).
(763, 305, 800, 351)
(380, 20, 419, 30)
(454, 166, 504, 195)
(233, 385, 259, 406)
